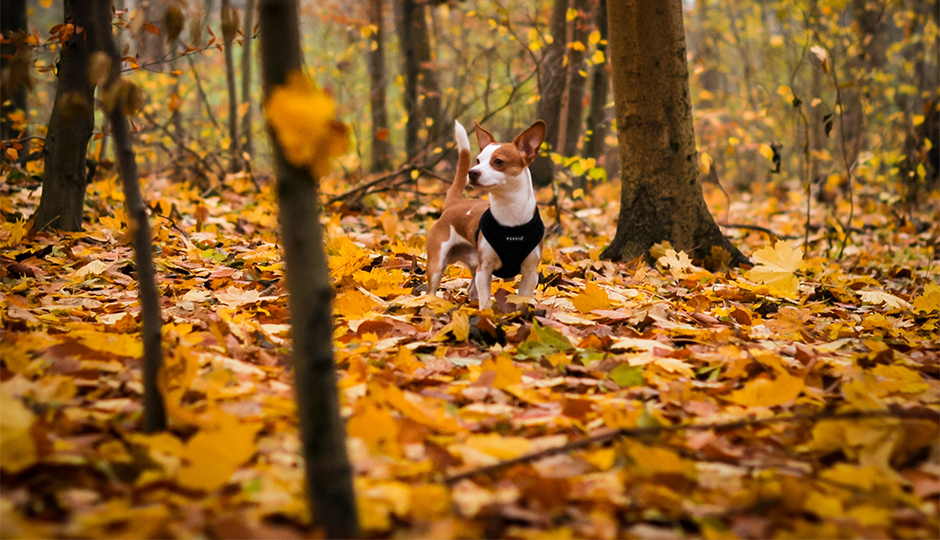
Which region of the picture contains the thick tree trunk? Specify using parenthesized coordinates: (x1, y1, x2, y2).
(259, 0, 358, 537)
(32, 0, 97, 232)
(582, 0, 609, 163)
(0, 0, 28, 147)
(368, 0, 393, 171)
(93, 0, 167, 433)
(241, 0, 256, 162)
(601, 0, 746, 265)
(396, 0, 421, 159)
(222, 0, 241, 172)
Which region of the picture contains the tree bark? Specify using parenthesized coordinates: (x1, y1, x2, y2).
(413, 1, 441, 149)
(93, 0, 167, 433)
(241, 0, 256, 162)
(396, 0, 421, 159)
(32, 0, 98, 232)
(0, 0, 28, 147)
(601, 0, 746, 265)
(259, 0, 358, 537)
(529, 0, 570, 186)
(582, 0, 609, 163)
(368, 0, 392, 171)
(222, 0, 241, 172)
(692, 0, 722, 108)
(558, 0, 589, 158)
(140, 0, 167, 69)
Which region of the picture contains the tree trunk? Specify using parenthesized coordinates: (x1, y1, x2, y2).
(0, 0, 28, 148)
(368, 0, 392, 171)
(259, 0, 358, 537)
(558, 0, 589, 158)
(692, 0, 722, 108)
(413, 1, 441, 150)
(582, 0, 609, 163)
(140, 0, 167, 69)
(32, 0, 98, 232)
(241, 0, 256, 162)
(396, 0, 421, 159)
(601, 0, 746, 265)
(530, 0, 569, 186)
(92, 0, 167, 433)
(222, 0, 241, 172)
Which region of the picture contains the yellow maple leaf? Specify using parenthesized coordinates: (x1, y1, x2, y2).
(726, 370, 805, 407)
(347, 399, 400, 455)
(463, 433, 533, 459)
(571, 281, 610, 314)
(625, 442, 695, 477)
(264, 71, 349, 177)
(0, 390, 38, 473)
(912, 283, 939, 314)
(747, 240, 803, 297)
(858, 289, 911, 310)
(75, 331, 143, 358)
(480, 355, 522, 390)
(176, 413, 261, 491)
(658, 248, 693, 278)
(333, 289, 380, 320)
(411, 484, 451, 521)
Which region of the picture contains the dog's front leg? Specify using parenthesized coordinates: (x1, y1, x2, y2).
(517, 247, 541, 297)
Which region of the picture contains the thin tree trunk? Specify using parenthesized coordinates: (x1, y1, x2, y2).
(582, 0, 609, 163)
(693, 0, 722, 108)
(32, 0, 98, 232)
(259, 0, 358, 536)
(530, 0, 569, 186)
(413, 0, 441, 149)
(0, 0, 28, 148)
(601, 0, 746, 265)
(169, 38, 184, 178)
(368, 0, 392, 171)
(559, 0, 589, 158)
(241, 0, 256, 162)
(396, 0, 420, 159)
(222, 0, 241, 172)
(140, 0, 167, 69)
(538, 0, 569, 150)
(92, 0, 166, 433)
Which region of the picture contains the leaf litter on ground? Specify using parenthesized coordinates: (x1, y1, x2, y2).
(1, 167, 938, 539)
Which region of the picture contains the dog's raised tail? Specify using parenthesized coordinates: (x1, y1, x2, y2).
(445, 120, 472, 208)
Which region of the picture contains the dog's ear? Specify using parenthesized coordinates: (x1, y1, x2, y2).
(513, 120, 546, 163)
(474, 121, 496, 149)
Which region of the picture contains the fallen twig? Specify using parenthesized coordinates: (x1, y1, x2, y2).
(442, 407, 938, 485)
(718, 222, 797, 240)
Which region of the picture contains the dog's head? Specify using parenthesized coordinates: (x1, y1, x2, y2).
(468, 120, 545, 193)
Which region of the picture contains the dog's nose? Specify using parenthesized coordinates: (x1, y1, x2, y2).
(468, 169, 481, 183)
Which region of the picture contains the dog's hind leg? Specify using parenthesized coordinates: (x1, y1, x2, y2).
(517, 248, 541, 297)
(468, 268, 478, 302)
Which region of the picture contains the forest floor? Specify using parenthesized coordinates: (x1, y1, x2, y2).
(1, 167, 938, 539)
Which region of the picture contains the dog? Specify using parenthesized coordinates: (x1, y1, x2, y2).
(425, 119, 546, 309)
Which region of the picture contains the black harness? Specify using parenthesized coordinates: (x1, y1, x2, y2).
(477, 208, 544, 279)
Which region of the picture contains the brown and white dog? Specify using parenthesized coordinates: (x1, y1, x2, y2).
(425, 119, 546, 309)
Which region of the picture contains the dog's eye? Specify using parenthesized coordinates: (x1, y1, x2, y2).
(494, 158, 504, 166)
(476, 158, 480, 164)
